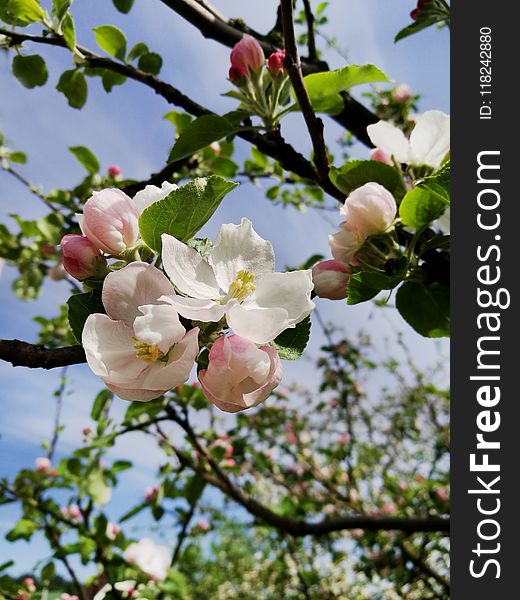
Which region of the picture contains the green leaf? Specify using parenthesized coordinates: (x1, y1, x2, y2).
(347, 273, 380, 305)
(302, 64, 390, 115)
(163, 110, 193, 135)
(127, 41, 149, 61)
(40, 561, 55, 583)
(12, 54, 48, 89)
(395, 17, 439, 42)
(92, 25, 127, 60)
(113, 0, 134, 13)
(51, 0, 70, 21)
(57, 69, 88, 109)
(419, 161, 450, 203)
(86, 468, 112, 505)
(102, 70, 127, 92)
(396, 281, 450, 337)
(138, 52, 162, 75)
(69, 145, 100, 174)
(184, 474, 206, 506)
(111, 460, 132, 472)
(67, 290, 105, 342)
(211, 156, 238, 178)
(60, 12, 76, 50)
(271, 317, 311, 360)
(139, 176, 238, 252)
(6, 151, 27, 164)
(119, 502, 147, 522)
(0, 0, 45, 26)
(6, 518, 38, 542)
(91, 389, 112, 421)
(168, 115, 240, 163)
(399, 186, 446, 229)
(330, 160, 401, 195)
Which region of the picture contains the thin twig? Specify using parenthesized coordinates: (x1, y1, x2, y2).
(280, 0, 330, 183)
(302, 0, 317, 61)
(2, 164, 58, 213)
(48, 366, 68, 460)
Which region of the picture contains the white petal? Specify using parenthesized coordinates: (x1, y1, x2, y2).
(409, 110, 450, 168)
(161, 234, 220, 299)
(367, 120, 410, 164)
(141, 328, 199, 389)
(227, 301, 290, 344)
(435, 206, 450, 233)
(133, 181, 178, 214)
(250, 270, 315, 324)
(105, 382, 165, 402)
(82, 314, 147, 384)
(209, 218, 275, 291)
(102, 262, 174, 325)
(133, 303, 186, 353)
(160, 294, 227, 322)
(76, 213, 85, 235)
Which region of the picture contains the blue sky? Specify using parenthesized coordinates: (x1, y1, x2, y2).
(0, 0, 449, 576)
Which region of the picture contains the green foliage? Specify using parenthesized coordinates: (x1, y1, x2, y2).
(396, 281, 450, 337)
(400, 163, 450, 229)
(86, 468, 112, 505)
(12, 54, 48, 88)
(92, 24, 127, 60)
(395, 0, 450, 42)
(69, 145, 100, 174)
(60, 11, 76, 51)
(168, 115, 242, 163)
(138, 51, 162, 75)
(302, 64, 391, 114)
(67, 290, 105, 343)
(139, 176, 238, 251)
(271, 317, 311, 360)
(113, 0, 134, 13)
(56, 69, 88, 109)
(0, 0, 45, 26)
(330, 160, 402, 196)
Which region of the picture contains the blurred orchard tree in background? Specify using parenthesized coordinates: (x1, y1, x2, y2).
(0, 0, 450, 598)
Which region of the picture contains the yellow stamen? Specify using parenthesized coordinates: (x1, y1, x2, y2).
(134, 340, 165, 363)
(228, 269, 256, 302)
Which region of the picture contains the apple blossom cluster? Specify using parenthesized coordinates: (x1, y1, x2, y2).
(313, 109, 450, 301)
(60, 185, 314, 411)
(227, 34, 291, 130)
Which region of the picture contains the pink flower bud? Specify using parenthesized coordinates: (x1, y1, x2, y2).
(68, 504, 82, 521)
(286, 432, 298, 444)
(49, 469, 57, 478)
(340, 182, 397, 238)
(108, 164, 121, 177)
(224, 445, 234, 457)
(197, 519, 209, 531)
(145, 485, 159, 503)
(106, 522, 121, 540)
(60, 234, 104, 280)
(328, 225, 365, 265)
(267, 49, 286, 75)
(210, 142, 222, 155)
(228, 65, 248, 85)
(23, 578, 36, 593)
(82, 188, 140, 255)
(436, 487, 449, 502)
(369, 147, 392, 165)
(383, 502, 396, 513)
(35, 456, 52, 473)
(338, 433, 350, 445)
(223, 458, 236, 468)
(41, 243, 55, 255)
(199, 335, 282, 413)
(230, 34, 265, 74)
(312, 259, 351, 300)
(392, 83, 412, 103)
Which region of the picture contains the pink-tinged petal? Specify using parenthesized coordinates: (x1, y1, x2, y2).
(60, 234, 104, 280)
(328, 226, 365, 264)
(209, 218, 275, 291)
(341, 182, 397, 237)
(366, 120, 410, 164)
(141, 328, 200, 390)
(133, 304, 186, 353)
(226, 301, 289, 345)
(409, 110, 450, 168)
(199, 335, 282, 413)
(82, 188, 140, 254)
(132, 181, 178, 214)
(105, 383, 165, 402)
(82, 314, 147, 384)
(230, 34, 265, 73)
(102, 262, 174, 325)
(312, 260, 350, 300)
(161, 234, 220, 299)
(160, 294, 227, 323)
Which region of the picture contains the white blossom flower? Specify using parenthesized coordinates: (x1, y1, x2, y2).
(367, 110, 450, 169)
(124, 538, 170, 581)
(132, 181, 178, 214)
(159, 218, 314, 344)
(82, 262, 199, 401)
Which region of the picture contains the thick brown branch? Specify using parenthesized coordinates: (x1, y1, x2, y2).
(0, 339, 85, 369)
(158, 0, 378, 145)
(0, 27, 343, 201)
(280, 0, 330, 182)
(164, 410, 450, 537)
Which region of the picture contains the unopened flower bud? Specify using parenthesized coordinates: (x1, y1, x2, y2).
(230, 34, 265, 74)
(267, 49, 286, 75)
(340, 182, 397, 238)
(392, 83, 412, 103)
(108, 165, 121, 177)
(35, 456, 52, 473)
(369, 148, 392, 165)
(60, 234, 105, 280)
(228, 65, 248, 86)
(312, 259, 351, 300)
(145, 485, 159, 503)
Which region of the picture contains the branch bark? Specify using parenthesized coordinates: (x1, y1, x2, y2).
(0, 339, 85, 369)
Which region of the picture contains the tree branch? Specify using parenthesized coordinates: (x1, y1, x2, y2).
(302, 0, 318, 62)
(280, 0, 330, 183)
(0, 339, 85, 369)
(0, 27, 344, 201)
(158, 0, 379, 145)
(163, 408, 450, 537)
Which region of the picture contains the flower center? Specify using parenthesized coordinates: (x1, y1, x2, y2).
(134, 340, 168, 363)
(227, 269, 255, 302)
